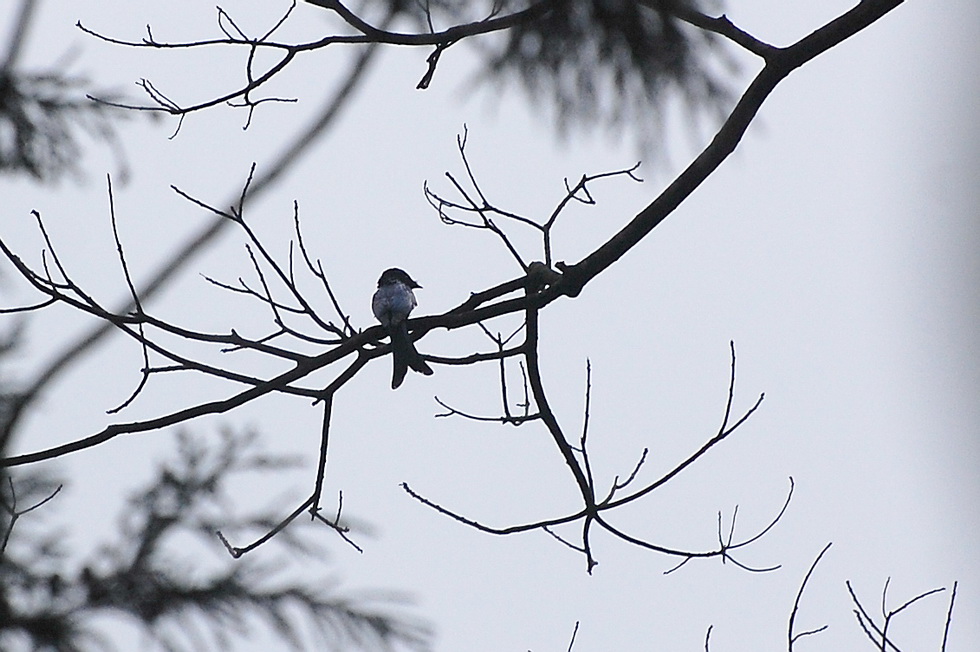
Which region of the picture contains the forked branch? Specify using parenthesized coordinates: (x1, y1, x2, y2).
(405, 338, 780, 572)
(847, 578, 957, 651)
(0, 1, 905, 560)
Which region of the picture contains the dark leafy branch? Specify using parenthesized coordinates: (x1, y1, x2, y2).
(0, 66, 133, 181)
(0, 429, 431, 651)
(0, 475, 62, 554)
(0, 0, 137, 182)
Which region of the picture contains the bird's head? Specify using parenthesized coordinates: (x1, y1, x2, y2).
(377, 267, 421, 289)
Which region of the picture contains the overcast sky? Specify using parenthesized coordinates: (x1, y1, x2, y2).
(2, 1, 977, 650)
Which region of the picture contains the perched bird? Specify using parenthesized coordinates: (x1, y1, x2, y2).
(372, 268, 434, 389)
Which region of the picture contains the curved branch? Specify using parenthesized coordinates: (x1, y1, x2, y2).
(400, 481, 588, 535)
(523, 303, 593, 503)
(602, 342, 764, 510)
(788, 543, 832, 649)
(560, 0, 904, 297)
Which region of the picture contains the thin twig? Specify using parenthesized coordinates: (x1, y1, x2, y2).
(788, 542, 832, 649)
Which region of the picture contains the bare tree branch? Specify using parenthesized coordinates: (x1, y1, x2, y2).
(0, 1, 907, 568)
(847, 579, 951, 651)
(788, 543, 832, 649)
(0, 15, 391, 454)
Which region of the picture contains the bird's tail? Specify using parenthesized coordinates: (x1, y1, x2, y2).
(390, 322, 434, 389)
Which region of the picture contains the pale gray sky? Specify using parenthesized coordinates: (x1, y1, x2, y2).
(2, 1, 977, 650)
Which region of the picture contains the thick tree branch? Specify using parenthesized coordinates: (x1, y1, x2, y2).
(562, 0, 904, 296)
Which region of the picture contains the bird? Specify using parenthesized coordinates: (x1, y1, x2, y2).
(372, 267, 434, 389)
